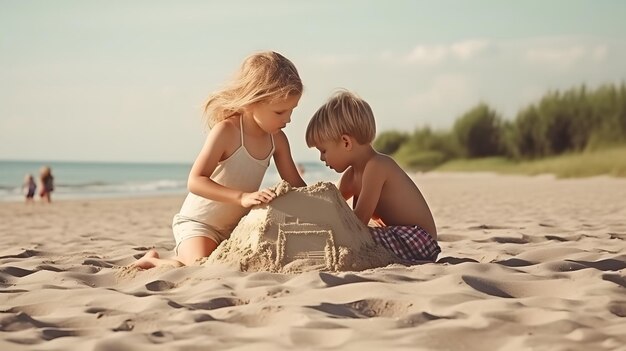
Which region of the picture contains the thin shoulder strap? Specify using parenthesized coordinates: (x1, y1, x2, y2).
(239, 116, 245, 147)
(270, 132, 275, 151)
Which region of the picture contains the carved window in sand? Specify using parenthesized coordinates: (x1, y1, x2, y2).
(275, 218, 337, 269)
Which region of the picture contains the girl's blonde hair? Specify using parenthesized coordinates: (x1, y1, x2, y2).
(306, 90, 376, 147)
(40, 166, 51, 177)
(203, 51, 303, 128)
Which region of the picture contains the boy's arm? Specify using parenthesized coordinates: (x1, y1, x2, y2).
(353, 159, 386, 225)
(337, 167, 354, 201)
(273, 131, 307, 187)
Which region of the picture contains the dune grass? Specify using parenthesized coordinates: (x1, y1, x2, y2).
(435, 146, 626, 178)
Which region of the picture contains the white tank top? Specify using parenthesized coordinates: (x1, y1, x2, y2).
(178, 117, 275, 231)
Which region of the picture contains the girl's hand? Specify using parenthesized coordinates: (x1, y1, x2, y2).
(239, 188, 277, 208)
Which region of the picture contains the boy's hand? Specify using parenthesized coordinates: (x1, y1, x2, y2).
(239, 188, 277, 208)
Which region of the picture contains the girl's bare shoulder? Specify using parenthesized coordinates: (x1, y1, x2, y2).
(210, 117, 240, 140)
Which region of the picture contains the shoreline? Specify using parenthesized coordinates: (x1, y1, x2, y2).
(2, 170, 625, 204)
(0, 191, 186, 204)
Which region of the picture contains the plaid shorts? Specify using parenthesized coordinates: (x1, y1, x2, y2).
(369, 225, 441, 262)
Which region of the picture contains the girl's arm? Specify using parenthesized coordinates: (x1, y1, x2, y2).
(188, 122, 275, 206)
(273, 131, 306, 187)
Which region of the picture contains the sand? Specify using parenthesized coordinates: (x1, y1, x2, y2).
(1, 173, 625, 350)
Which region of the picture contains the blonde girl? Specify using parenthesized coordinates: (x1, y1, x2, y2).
(134, 51, 306, 269)
(39, 166, 54, 203)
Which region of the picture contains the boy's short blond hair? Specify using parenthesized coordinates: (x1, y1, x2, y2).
(306, 90, 376, 147)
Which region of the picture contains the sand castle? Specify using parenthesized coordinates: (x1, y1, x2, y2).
(206, 181, 401, 273)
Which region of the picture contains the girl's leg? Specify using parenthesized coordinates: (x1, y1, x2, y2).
(40, 191, 50, 203)
(176, 236, 219, 266)
(132, 236, 218, 269)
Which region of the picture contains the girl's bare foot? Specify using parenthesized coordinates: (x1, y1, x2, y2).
(132, 249, 160, 269)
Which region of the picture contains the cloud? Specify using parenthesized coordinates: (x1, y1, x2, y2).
(526, 45, 586, 67)
(405, 74, 476, 126)
(592, 45, 608, 61)
(450, 40, 490, 60)
(403, 39, 490, 65)
(307, 54, 360, 66)
(406, 45, 448, 64)
(524, 42, 609, 68)
(307, 39, 491, 67)
(387, 37, 614, 70)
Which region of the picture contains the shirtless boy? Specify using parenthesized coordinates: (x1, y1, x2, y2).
(305, 90, 441, 262)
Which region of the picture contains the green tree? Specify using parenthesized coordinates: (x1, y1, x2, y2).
(453, 103, 505, 157)
(513, 105, 546, 158)
(373, 131, 409, 155)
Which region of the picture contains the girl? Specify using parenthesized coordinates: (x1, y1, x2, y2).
(39, 166, 54, 203)
(134, 51, 306, 269)
(23, 173, 37, 204)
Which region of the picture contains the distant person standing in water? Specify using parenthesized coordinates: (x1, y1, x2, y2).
(23, 174, 36, 204)
(39, 166, 54, 203)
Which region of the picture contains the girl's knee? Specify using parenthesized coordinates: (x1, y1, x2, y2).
(177, 236, 219, 262)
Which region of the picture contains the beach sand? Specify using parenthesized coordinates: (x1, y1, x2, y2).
(1, 173, 625, 350)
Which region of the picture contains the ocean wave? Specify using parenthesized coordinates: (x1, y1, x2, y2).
(0, 179, 187, 202)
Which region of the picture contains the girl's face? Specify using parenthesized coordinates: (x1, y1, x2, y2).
(249, 94, 301, 134)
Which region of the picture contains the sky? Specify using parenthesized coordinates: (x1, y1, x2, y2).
(1, 0, 626, 163)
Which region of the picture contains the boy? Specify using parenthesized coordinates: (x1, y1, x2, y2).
(305, 90, 441, 262)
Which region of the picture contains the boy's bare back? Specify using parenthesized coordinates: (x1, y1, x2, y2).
(342, 153, 437, 238)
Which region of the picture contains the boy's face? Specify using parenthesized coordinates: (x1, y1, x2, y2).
(315, 137, 351, 173)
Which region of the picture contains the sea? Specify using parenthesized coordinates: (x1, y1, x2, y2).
(0, 160, 338, 202)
